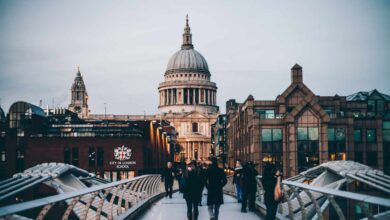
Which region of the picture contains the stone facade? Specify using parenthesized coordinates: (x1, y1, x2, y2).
(68, 66, 89, 118)
(226, 64, 390, 177)
(157, 16, 219, 162)
(67, 16, 220, 163)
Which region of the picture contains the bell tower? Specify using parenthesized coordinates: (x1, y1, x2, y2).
(68, 66, 89, 118)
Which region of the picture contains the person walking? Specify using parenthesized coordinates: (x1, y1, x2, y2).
(182, 160, 203, 220)
(262, 164, 282, 220)
(205, 157, 227, 220)
(232, 159, 243, 203)
(161, 161, 175, 198)
(241, 161, 258, 212)
(197, 161, 207, 206)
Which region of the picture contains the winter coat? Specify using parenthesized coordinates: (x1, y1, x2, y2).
(241, 167, 258, 194)
(205, 166, 227, 205)
(233, 166, 243, 185)
(182, 169, 203, 203)
(262, 175, 278, 205)
(161, 168, 175, 185)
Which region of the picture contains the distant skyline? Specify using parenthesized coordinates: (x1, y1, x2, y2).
(1, 0, 389, 115)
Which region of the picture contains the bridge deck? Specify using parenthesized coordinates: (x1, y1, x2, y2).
(139, 191, 262, 220)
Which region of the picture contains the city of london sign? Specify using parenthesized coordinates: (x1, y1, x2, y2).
(114, 145, 132, 161)
(109, 145, 136, 169)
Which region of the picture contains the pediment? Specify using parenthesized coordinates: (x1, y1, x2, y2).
(183, 111, 208, 119)
(284, 94, 330, 123)
(277, 83, 315, 104)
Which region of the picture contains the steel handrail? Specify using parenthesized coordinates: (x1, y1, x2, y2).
(0, 174, 161, 218)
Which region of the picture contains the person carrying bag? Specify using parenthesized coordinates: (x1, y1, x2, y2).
(262, 164, 282, 220)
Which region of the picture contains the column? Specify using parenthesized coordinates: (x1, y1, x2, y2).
(196, 88, 199, 104)
(186, 142, 189, 160)
(209, 90, 211, 105)
(170, 89, 173, 105)
(174, 88, 177, 104)
(199, 142, 203, 160)
(214, 91, 216, 105)
(187, 88, 190, 105)
(192, 88, 196, 105)
(165, 89, 169, 105)
(210, 90, 213, 105)
(164, 90, 167, 105)
(191, 142, 195, 160)
(169, 89, 173, 105)
(205, 89, 208, 104)
(199, 89, 203, 104)
(158, 91, 160, 105)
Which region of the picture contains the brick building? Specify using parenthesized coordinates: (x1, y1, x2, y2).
(226, 64, 390, 177)
(0, 101, 175, 181)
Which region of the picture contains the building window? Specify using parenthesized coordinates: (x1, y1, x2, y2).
(354, 129, 362, 143)
(384, 122, 390, 142)
(328, 128, 346, 161)
(298, 127, 318, 140)
(368, 100, 385, 114)
(72, 147, 79, 166)
(64, 147, 70, 164)
(192, 123, 198, 133)
(89, 147, 96, 167)
(97, 147, 104, 167)
(366, 129, 376, 143)
(297, 127, 319, 172)
(261, 128, 283, 167)
(258, 109, 275, 119)
(355, 152, 363, 163)
(368, 100, 375, 112)
(367, 152, 377, 167)
(1, 151, 6, 162)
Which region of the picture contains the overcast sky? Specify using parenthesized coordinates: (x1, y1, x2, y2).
(0, 0, 389, 115)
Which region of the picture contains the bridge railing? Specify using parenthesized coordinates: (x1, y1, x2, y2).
(0, 174, 162, 220)
(223, 175, 390, 219)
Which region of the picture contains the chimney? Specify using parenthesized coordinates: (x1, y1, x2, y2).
(291, 63, 303, 84)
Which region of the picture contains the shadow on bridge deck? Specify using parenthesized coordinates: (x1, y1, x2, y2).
(138, 191, 262, 220)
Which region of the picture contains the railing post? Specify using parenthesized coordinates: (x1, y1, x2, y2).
(81, 192, 98, 220)
(326, 194, 345, 220)
(292, 186, 307, 220)
(303, 189, 323, 220)
(36, 203, 54, 220)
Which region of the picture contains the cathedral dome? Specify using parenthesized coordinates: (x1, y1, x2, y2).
(166, 49, 209, 74)
(165, 15, 210, 75)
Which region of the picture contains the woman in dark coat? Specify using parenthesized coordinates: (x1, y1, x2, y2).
(182, 160, 203, 220)
(241, 161, 259, 212)
(205, 157, 227, 220)
(262, 164, 282, 220)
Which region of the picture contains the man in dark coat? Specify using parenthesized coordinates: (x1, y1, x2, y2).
(197, 161, 207, 206)
(241, 161, 259, 212)
(161, 161, 175, 198)
(182, 160, 203, 220)
(205, 157, 227, 220)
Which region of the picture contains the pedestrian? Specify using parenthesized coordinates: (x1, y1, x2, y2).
(197, 161, 206, 206)
(161, 161, 175, 198)
(241, 161, 258, 213)
(232, 159, 243, 203)
(205, 157, 227, 220)
(182, 160, 203, 220)
(262, 164, 282, 220)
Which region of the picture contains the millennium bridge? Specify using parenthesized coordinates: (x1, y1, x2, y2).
(0, 161, 390, 220)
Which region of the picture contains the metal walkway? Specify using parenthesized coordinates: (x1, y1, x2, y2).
(1, 161, 390, 219)
(138, 191, 261, 220)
